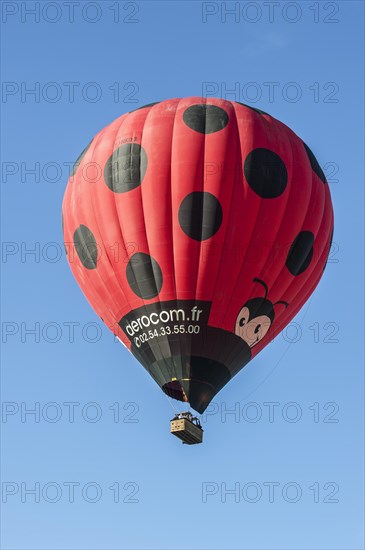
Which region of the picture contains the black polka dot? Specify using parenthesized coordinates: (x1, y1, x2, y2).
(71, 140, 93, 178)
(183, 104, 229, 134)
(73, 225, 98, 270)
(126, 253, 163, 299)
(244, 148, 288, 198)
(104, 143, 147, 193)
(178, 192, 223, 241)
(130, 102, 160, 112)
(303, 142, 326, 184)
(286, 231, 314, 275)
(236, 102, 269, 116)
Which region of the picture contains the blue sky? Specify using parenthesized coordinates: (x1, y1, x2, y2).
(1, 1, 364, 549)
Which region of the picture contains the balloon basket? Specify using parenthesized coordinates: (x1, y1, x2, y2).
(170, 412, 204, 445)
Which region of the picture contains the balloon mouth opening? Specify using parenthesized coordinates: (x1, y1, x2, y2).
(162, 380, 189, 403)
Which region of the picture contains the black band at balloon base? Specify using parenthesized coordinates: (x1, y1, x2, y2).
(119, 300, 251, 413)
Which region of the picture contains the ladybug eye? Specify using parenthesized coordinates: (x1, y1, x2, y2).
(239, 317, 246, 327)
(254, 323, 261, 334)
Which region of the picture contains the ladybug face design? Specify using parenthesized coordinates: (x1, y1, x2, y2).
(235, 304, 272, 347)
(235, 278, 288, 348)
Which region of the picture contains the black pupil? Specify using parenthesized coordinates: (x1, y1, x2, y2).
(254, 324, 261, 334)
(239, 317, 245, 327)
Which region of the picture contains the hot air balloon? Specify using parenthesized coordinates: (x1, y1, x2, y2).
(62, 97, 334, 444)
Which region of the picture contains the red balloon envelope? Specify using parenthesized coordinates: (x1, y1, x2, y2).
(62, 97, 334, 413)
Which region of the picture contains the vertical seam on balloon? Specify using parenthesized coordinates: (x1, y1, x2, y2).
(207, 101, 241, 370)
(191, 97, 207, 375)
(186, 96, 210, 401)
(170, 98, 184, 385)
(181, 97, 204, 396)
(169, 100, 179, 298)
(137, 103, 180, 386)
(159, 100, 182, 384)
(190, 97, 207, 298)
